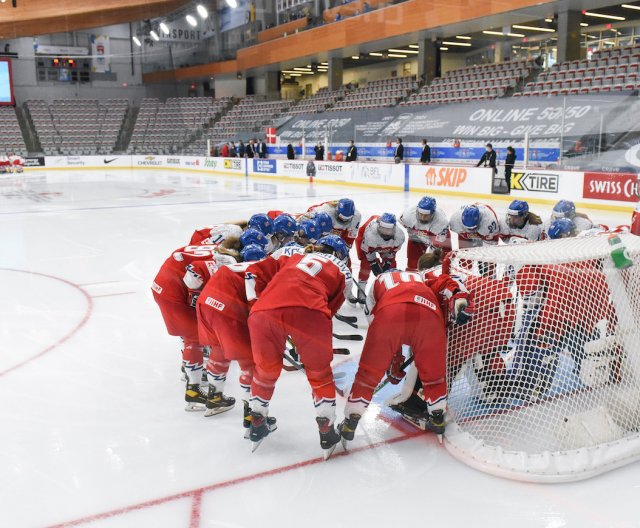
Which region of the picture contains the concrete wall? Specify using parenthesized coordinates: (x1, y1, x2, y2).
(214, 75, 247, 98)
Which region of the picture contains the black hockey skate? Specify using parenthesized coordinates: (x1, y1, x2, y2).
(425, 410, 445, 443)
(316, 417, 341, 460)
(184, 383, 208, 412)
(249, 411, 275, 452)
(204, 388, 236, 417)
(389, 393, 429, 428)
(243, 400, 277, 439)
(337, 413, 361, 449)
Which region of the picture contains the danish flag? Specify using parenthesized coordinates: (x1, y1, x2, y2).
(266, 127, 277, 144)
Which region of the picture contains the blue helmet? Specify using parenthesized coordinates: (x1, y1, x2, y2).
(318, 234, 348, 260)
(461, 205, 480, 229)
(241, 243, 267, 262)
(336, 198, 355, 220)
(298, 219, 320, 243)
(239, 228, 267, 248)
(552, 200, 576, 219)
(248, 213, 273, 235)
(273, 214, 297, 236)
(417, 196, 437, 215)
(379, 212, 397, 227)
(507, 200, 529, 218)
(548, 218, 575, 239)
(314, 212, 333, 235)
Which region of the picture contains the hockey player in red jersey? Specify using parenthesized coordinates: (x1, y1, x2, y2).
(152, 243, 239, 410)
(339, 268, 473, 443)
(247, 235, 352, 457)
(189, 223, 245, 246)
(354, 212, 406, 303)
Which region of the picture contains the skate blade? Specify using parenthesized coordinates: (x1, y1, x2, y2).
(399, 414, 426, 430)
(244, 428, 250, 439)
(203, 404, 235, 417)
(341, 438, 350, 450)
(323, 444, 337, 461)
(251, 438, 264, 452)
(184, 403, 206, 412)
(437, 434, 444, 444)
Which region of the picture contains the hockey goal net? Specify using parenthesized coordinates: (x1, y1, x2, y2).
(444, 233, 640, 482)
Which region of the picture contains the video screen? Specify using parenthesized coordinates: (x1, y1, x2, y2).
(0, 59, 15, 105)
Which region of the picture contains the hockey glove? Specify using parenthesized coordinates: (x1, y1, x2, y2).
(386, 350, 406, 385)
(381, 260, 393, 272)
(450, 292, 474, 325)
(188, 292, 200, 308)
(370, 260, 384, 276)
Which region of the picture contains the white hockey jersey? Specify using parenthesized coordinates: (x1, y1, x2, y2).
(499, 215, 544, 243)
(308, 202, 362, 246)
(449, 203, 502, 244)
(543, 214, 595, 237)
(359, 218, 406, 262)
(190, 224, 244, 246)
(399, 206, 450, 245)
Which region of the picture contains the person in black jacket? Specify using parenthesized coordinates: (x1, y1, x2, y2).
(419, 139, 431, 163)
(346, 140, 357, 162)
(476, 143, 497, 175)
(257, 139, 268, 159)
(504, 146, 516, 192)
(246, 139, 255, 159)
(314, 142, 324, 161)
(229, 141, 237, 158)
(394, 137, 404, 163)
(286, 143, 295, 160)
(238, 140, 245, 158)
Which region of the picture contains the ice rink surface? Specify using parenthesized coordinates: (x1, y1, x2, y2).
(1, 169, 639, 528)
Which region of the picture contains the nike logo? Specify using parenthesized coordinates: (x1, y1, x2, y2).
(104, 158, 118, 164)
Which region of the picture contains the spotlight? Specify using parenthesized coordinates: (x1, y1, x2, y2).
(150, 30, 159, 41)
(197, 4, 208, 18)
(132, 36, 142, 46)
(226, 0, 238, 7)
(159, 22, 170, 35)
(186, 14, 197, 26)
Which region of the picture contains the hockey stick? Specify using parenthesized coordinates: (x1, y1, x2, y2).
(334, 313, 358, 327)
(283, 350, 346, 378)
(373, 355, 414, 395)
(332, 332, 363, 341)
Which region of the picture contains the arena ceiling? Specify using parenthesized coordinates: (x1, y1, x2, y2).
(0, 0, 189, 39)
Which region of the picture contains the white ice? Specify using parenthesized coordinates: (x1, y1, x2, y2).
(0, 169, 638, 528)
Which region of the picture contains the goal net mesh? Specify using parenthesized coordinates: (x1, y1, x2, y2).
(444, 233, 640, 482)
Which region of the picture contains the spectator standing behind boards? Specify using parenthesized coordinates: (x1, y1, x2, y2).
(504, 146, 516, 192)
(420, 139, 431, 163)
(221, 143, 230, 157)
(287, 143, 296, 160)
(229, 141, 237, 157)
(257, 139, 268, 159)
(476, 143, 497, 175)
(314, 142, 325, 160)
(394, 138, 404, 163)
(246, 139, 255, 159)
(238, 140, 246, 158)
(346, 140, 358, 162)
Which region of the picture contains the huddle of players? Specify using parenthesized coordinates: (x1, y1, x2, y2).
(151, 198, 475, 457)
(0, 153, 24, 173)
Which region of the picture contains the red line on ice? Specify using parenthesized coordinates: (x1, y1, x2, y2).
(46, 425, 423, 528)
(0, 268, 93, 378)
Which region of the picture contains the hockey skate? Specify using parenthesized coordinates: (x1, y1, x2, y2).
(337, 413, 361, 449)
(184, 383, 208, 411)
(316, 417, 341, 460)
(249, 411, 275, 452)
(204, 388, 236, 417)
(243, 400, 277, 439)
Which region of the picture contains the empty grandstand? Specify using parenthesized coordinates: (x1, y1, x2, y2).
(0, 107, 27, 156)
(328, 76, 418, 111)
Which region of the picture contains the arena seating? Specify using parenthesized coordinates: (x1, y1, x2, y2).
(26, 99, 128, 155)
(327, 76, 418, 111)
(517, 45, 640, 97)
(402, 60, 534, 106)
(0, 107, 27, 156)
(288, 87, 348, 114)
(127, 97, 230, 154)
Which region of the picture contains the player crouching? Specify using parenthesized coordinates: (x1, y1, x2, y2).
(246, 235, 352, 457)
(339, 264, 473, 445)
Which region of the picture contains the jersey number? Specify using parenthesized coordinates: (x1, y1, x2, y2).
(379, 271, 422, 290)
(296, 254, 329, 277)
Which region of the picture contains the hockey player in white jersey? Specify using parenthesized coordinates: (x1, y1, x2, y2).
(449, 203, 502, 248)
(499, 200, 544, 243)
(544, 200, 594, 237)
(353, 213, 406, 303)
(399, 196, 450, 270)
(306, 198, 362, 250)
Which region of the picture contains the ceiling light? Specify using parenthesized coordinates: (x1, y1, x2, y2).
(508, 32, 525, 37)
(440, 47, 449, 51)
(289, 73, 302, 77)
(351, 55, 360, 59)
(294, 67, 311, 71)
(582, 11, 625, 21)
(512, 24, 555, 32)
(369, 52, 383, 56)
(408, 44, 419, 49)
(455, 36, 471, 40)
(580, 22, 589, 26)
(622, 4, 640, 10)
(226, 0, 238, 7)
(388, 53, 407, 58)
(159, 22, 170, 34)
(482, 30, 505, 36)
(320, 62, 328, 65)
(186, 14, 198, 26)
(150, 30, 159, 41)
(197, 5, 208, 18)
(442, 41, 472, 47)
(545, 18, 553, 22)
(388, 48, 418, 54)
(132, 36, 142, 46)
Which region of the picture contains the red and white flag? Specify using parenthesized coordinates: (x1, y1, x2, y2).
(266, 127, 276, 144)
